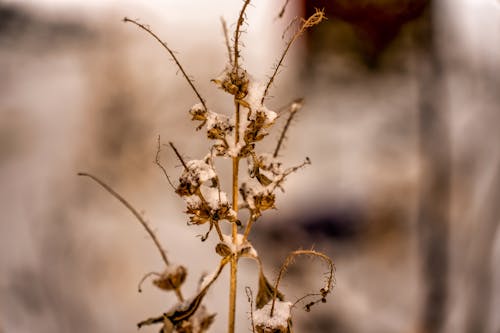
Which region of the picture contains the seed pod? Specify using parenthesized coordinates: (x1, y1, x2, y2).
(153, 265, 188, 291)
(215, 242, 232, 257)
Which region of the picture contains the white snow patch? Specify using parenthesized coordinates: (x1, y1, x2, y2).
(254, 300, 292, 330)
(221, 233, 258, 258)
(185, 159, 216, 183)
(202, 187, 229, 210)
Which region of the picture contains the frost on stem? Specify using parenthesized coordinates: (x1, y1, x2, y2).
(171, 148, 237, 241)
(215, 233, 258, 258)
(176, 159, 217, 196)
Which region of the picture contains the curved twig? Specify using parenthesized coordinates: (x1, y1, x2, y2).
(78, 172, 170, 267)
(270, 249, 334, 317)
(155, 135, 176, 190)
(123, 17, 207, 111)
(137, 271, 162, 292)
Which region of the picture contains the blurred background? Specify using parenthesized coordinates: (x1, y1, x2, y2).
(0, 0, 499, 332)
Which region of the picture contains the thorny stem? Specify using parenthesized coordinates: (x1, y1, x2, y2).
(221, 17, 233, 67)
(270, 250, 335, 317)
(233, 0, 251, 72)
(228, 3, 248, 323)
(123, 17, 208, 111)
(155, 135, 176, 190)
(261, 9, 325, 105)
(273, 98, 303, 158)
(78, 172, 171, 267)
(169, 141, 189, 170)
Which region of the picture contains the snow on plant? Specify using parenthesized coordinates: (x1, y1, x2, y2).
(79, 2, 334, 333)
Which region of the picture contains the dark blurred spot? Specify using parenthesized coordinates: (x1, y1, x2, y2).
(0, 4, 93, 48)
(301, 312, 343, 333)
(304, 0, 430, 68)
(300, 205, 366, 239)
(8, 268, 46, 315)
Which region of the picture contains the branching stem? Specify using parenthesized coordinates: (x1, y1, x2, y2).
(155, 135, 176, 190)
(169, 141, 189, 170)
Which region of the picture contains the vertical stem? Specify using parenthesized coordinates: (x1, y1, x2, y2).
(228, 101, 241, 333)
(414, 6, 450, 333)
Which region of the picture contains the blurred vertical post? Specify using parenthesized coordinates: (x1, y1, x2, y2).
(415, 2, 450, 333)
(464, 168, 500, 333)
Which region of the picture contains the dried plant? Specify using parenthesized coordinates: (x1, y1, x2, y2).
(79, 3, 333, 333)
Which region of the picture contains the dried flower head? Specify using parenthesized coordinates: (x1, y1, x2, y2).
(80, 3, 332, 333)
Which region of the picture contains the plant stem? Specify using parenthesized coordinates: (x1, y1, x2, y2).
(228, 101, 241, 333)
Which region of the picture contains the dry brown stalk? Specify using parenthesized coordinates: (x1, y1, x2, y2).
(261, 9, 326, 105)
(123, 17, 208, 111)
(82, 4, 332, 333)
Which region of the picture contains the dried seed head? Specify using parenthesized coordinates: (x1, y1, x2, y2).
(244, 106, 278, 144)
(212, 66, 249, 99)
(215, 242, 232, 257)
(174, 305, 216, 333)
(153, 265, 188, 291)
(189, 103, 208, 123)
(240, 182, 276, 212)
(206, 112, 234, 140)
(176, 160, 217, 196)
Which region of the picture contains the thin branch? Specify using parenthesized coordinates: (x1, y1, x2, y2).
(270, 157, 311, 192)
(155, 135, 176, 190)
(273, 98, 303, 158)
(123, 17, 207, 111)
(261, 9, 325, 105)
(270, 249, 334, 317)
(245, 287, 256, 333)
(242, 212, 258, 241)
(78, 172, 170, 267)
(233, 0, 251, 72)
(169, 141, 189, 170)
(221, 17, 233, 66)
(277, 0, 291, 19)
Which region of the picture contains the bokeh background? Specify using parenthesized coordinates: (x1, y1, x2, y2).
(0, 0, 499, 332)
